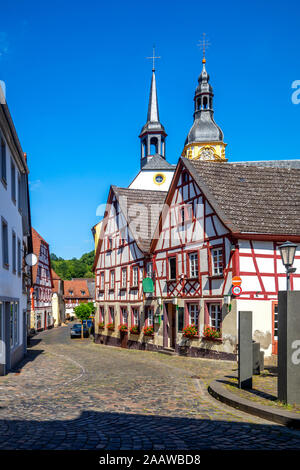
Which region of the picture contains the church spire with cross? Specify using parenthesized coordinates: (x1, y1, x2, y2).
(139, 46, 167, 169)
(182, 34, 227, 162)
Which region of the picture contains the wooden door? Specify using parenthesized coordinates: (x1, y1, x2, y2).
(272, 302, 278, 355)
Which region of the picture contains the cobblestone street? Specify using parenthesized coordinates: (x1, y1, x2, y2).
(0, 325, 300, 450)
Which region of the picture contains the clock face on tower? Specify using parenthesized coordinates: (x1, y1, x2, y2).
(199, 148, 215, 161)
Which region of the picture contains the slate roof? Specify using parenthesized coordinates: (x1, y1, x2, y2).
(182, 158, 300, 236)
(234, 160, 300, 169)
(112, 186, 167, 252)
(64, 279, 92, 299)
(142, 154, 175, 170)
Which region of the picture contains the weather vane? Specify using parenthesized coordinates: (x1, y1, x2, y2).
(147, 45, 161, 72)
(198, 33, 211, 63)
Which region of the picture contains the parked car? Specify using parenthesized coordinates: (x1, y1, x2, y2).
(82, 319, 94, 329)
(70, 323, 89, 339)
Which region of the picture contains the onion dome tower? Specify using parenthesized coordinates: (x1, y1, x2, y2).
(182, 49, 227, 162)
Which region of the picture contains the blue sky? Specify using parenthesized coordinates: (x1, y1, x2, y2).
(1, 0, 299, 258)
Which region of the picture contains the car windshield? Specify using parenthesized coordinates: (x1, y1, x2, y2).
(72, 324, 82, 329)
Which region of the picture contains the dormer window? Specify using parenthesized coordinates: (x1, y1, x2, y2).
(69, 290, 73, 296)
(81, 290, 85, 295)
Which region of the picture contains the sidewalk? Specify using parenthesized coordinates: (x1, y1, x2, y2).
(208, 366, 300, 429)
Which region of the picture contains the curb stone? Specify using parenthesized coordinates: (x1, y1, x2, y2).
(208, 379, 300, 429)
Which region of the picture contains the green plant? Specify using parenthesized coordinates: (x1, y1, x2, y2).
(106, 322, 115, 331)
(130, 325, 140, 334)
(203, 326, 221, 340)
(118, 323, 128, 332)
(74, 303, 91, 339)
(183, 324, 198, 338)
(98, 322, 105, 329)
(143, 325, 154, 336)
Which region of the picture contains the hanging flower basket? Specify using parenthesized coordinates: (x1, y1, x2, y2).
(203, 326, 222, 341)
(130, 325, 140, 335)
(143, 325, 154, 336)
(106, 322, 115, 331)
(183, 324, 198, 338)
(118, 323, 128, 332)
(98, 322, 105, 329)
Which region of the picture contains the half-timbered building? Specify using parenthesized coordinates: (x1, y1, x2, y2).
(64, 278, 93, 318)
(30, 228, 54, 332)
(93, 54, 300, 359)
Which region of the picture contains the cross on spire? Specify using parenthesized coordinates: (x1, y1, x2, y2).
(147, 45, 161, 72)
(198, 33, 211, 63)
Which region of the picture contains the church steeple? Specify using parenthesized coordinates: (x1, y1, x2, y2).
(139, 52, 167, 169)
(182, 44, 227, 162)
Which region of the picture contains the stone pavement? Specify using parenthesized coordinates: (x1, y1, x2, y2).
(0, 325, 300, 450)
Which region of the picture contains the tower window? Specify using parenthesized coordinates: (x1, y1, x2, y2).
(203, 97, 208, 109)
(150, 137, 158, 155)
(197, 99, 201, 111)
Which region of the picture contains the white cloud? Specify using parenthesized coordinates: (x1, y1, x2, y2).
(0, 32, 9, 58)
(29, 179, 42, 191)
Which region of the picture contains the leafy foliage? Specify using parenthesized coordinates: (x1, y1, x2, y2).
(50, 251, 94, 280)
(74, 303, 91, 321)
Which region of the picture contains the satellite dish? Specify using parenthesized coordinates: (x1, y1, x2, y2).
(25, 253, 38, 267)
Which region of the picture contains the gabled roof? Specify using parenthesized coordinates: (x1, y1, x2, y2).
(64, 279, 92, 299)
(93, 186, 167, 270)
(141, 154, 175, 170)
(112, 186, 167, 253)
(182, 158, 300, 236)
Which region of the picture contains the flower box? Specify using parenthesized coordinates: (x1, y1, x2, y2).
(202, 326, 222, 341)
(183, 324, 198, 339)
(143, 326, 154, 336)
(130, 325, 140, 335)
(98, 322, 105, 329)
(118, 323, 128, 332)
(106, 322, 115, 331)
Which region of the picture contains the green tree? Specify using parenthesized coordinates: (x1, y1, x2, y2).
(74, 303, 91, 339)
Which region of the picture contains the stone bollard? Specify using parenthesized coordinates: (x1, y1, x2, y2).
(253, 341, 264, 375)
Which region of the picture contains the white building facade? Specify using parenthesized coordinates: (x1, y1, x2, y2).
(0, 101, 32, 375)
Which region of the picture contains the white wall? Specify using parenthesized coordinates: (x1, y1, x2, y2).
(0, 134, 26, 364)
(129, 170, 174, 191)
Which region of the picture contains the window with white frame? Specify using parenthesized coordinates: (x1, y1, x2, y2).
(11, 160, 16, 203)
(145, 307, 154, 326)
(17, 238, 21, 276)
(189, 252, 198, 278)
(121, 268, 127, 288)
(110, 270, 115, 289)
(1, 136, 6, 183)
(168, 257, 177, 280)
(99, 306, 104, 322)
(100, 272, 104, 290)
(12, 231, 16, 273)
(121, 307, 128, 324)
(10, 302, 18, 348)
(146, 261, 153, 279)
(132, 266, 138, 287)
(109, 306, 115, 323)
(132, 308, 139, 326)
(211, 247, 223, 276)
(188, 303, 199, 326)
(208, 303, 222, 331)
(2, 218, 9, 268)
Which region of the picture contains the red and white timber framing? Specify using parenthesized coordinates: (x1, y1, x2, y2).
(94, 190, 148, 305)
(32, 240, 54, 330)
